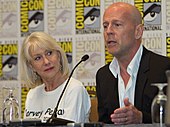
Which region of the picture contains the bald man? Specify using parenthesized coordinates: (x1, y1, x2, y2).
(96, 2, 170, 124)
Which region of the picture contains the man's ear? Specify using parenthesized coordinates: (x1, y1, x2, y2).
(135, 24, 144, 39)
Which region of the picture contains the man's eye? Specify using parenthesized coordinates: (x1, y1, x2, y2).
(103, 24, 108, 29)
(113, 23, 121, 27)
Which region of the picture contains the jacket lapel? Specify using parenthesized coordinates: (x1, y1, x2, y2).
(135, 47, 150, 110)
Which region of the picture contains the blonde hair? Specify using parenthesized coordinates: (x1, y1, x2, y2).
(20, 32, 69, 88)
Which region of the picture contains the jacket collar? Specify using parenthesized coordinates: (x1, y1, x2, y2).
(134, 46, 150, 109)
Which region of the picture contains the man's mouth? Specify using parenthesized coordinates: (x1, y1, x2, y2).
(107, 40, 117, 46)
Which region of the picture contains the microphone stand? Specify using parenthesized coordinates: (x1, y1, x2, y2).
(46, 55, 89, 124)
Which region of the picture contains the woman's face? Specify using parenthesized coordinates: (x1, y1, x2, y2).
(30, 47, 61, 80)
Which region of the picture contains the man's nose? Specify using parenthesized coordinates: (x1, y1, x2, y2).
(106, 24, 114, 34)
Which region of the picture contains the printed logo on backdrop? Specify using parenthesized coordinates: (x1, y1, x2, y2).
(85, 83, 96, 97)
(75, 37, 102, 79)
(166, 1, 170, 30)
(21, 85, 30, 118)
(20, 0, 44, 37)
(47, 0, 72, 36)
(135, 0, 162, 31)
(0, 1, 18, 38)
(142, 32, 163, 55)
(104, 0, 113, 9)
(75, 36, 102, 97)
(56, 37, 73, 72)
(0, 40, 18, 80)
(105, 47, 113, 64)
(76, 0, 101, 34)
(166, 33, 170, 58)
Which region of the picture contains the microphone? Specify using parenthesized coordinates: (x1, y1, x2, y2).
(81, 54, 89, 61)
(46, 54, 89, 124)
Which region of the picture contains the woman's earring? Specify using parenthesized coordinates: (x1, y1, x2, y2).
(33, 71, 37, 81)
(60, 65, 63, 71)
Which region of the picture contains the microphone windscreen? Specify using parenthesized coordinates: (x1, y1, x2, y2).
(81, 54, 89, 61)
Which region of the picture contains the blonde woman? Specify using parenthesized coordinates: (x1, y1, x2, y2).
(20, 32, 91, 123)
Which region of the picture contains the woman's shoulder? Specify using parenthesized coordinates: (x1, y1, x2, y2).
(70, 77, 82, 83)
(68, 77, 85, 90)
(27, 84, 44, 95)
(66, 78, 89, 98)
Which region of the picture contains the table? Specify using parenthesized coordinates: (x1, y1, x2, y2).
(0, 122, 169, 127)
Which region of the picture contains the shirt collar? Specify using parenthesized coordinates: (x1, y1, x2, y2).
(128, 44, 143, 76)
(109, 44, 143, 77)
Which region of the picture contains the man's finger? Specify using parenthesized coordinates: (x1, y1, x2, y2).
(124, 97, 132, 106)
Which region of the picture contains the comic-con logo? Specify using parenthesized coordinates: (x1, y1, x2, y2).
(76, 0, 100, 34)
(166, 36, 170, 58)
(143, 2, 161, 30)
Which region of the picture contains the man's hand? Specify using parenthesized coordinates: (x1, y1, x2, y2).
(110, 98, 143, 124)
